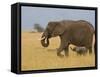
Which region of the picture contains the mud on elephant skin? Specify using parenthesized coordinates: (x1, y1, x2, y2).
(41, 20, 95, 57)
(70, 46, 88, 56)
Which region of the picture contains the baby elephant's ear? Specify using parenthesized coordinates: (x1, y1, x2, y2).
(52, 22, 66, 36)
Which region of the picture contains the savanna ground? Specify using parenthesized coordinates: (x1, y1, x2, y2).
(21, 32, 95, 71)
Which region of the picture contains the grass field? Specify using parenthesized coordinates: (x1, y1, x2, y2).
(21, 32, 95, 71)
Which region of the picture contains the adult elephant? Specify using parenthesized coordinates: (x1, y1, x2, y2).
(41, 20, 95, 57)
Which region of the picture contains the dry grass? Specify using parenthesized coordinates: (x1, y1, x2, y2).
(21, 32, 95, 71)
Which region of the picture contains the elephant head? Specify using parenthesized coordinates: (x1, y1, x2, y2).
(41, 21, 66, 47)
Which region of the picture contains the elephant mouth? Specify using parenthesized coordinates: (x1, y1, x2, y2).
(41, 36, 49, 47)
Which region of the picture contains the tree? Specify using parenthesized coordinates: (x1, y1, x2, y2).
(33, 23, 44, 32)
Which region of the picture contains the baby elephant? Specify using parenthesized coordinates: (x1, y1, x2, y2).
(70, 47, 88, 55)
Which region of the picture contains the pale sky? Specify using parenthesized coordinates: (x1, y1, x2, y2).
(21, 6, 95, 31)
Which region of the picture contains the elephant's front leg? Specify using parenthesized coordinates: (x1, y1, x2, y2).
(57, 47, 64, 57)
(57, 38, 67, 57)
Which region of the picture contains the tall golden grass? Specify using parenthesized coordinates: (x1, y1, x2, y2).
(21, 32, 95, 71)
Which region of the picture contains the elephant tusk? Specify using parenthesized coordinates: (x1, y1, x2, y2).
(38, 38, 42, 40)
(41, 36, 46, 40)
(37, 36, 46, 41)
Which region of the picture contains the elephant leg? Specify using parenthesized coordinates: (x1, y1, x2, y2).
(89, 47, 92, 54)
(57, 36, 68, 57)
(64, 44, 69, 57)
(57, 48, 64, 57)
(57, 44, 65, 57)
(93, 41, 95, 54)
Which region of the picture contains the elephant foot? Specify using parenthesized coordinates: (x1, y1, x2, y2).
(57, 52, 64, 58)
(56, 48, 64, 57)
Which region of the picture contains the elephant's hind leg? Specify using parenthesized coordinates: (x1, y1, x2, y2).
(89, 47, 92, 54)
(64, 47, 69, 57)
(64, 44, 70, 57)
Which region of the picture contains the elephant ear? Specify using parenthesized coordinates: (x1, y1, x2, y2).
(52, 22, 66, 36)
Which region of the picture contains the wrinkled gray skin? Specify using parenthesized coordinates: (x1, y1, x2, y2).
(41, 20, 95, 57)
(70, 47, 88, 55)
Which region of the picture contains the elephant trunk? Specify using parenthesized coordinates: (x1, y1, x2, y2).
(41, 37, 49, 47)
(41, 32, 50, 47)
